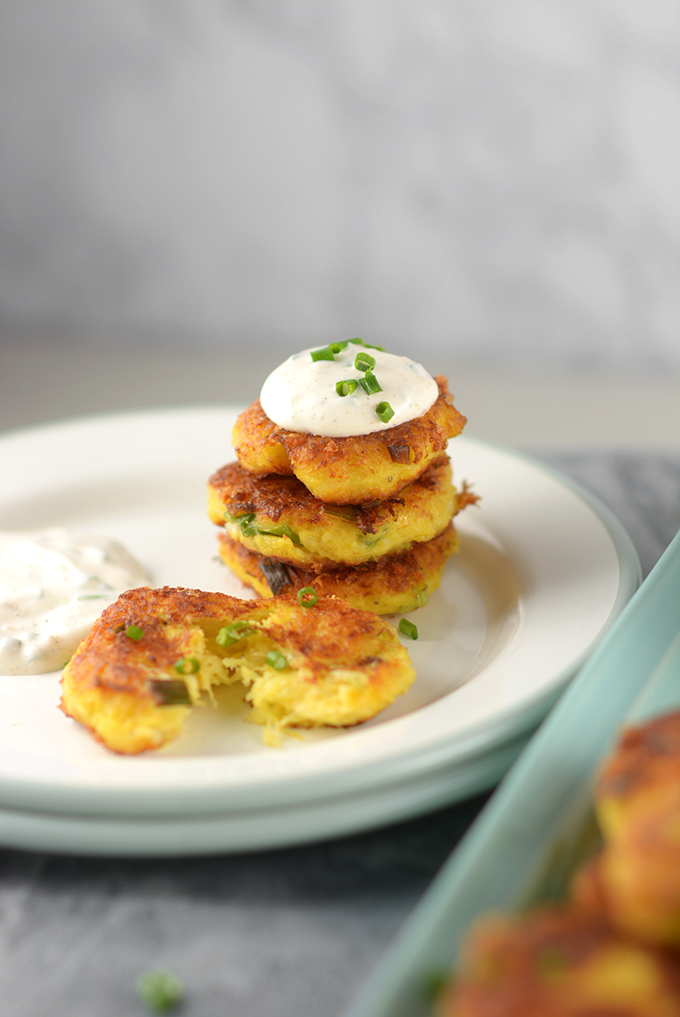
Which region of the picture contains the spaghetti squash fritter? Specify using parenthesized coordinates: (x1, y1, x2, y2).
(437, 905, 680, 1017)
(216, 524, 459, 614)
(572, 711, 680, 948)
(60, 586, 415, 754)
(207, 456, 463, 568)
(232, 376, 467, 504)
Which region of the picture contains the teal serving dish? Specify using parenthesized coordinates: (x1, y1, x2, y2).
(345, 529, 680, 1017)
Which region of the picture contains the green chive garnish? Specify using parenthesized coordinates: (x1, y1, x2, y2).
(329, 341, 348, 353)
(376, 401, 394, 423)
(297, 587, 318, 607)
(173, 657, 200, 675)
(359, 372, 382, 394)
(238, 513, 259, 537)
(256, 522, 302, 546)
(125, 624, 144, 641)
(149, 679, 192, 706)
(349, 337, 384, 351)
(135, 968, 184, 1013)
(354, 351, 376, 372)
(216, 621, 254, 647)
(399, 618, 418, 640)
(310, 346, 335, 362)
(336, 379, 358, 397)
(266, 649, 288, 670)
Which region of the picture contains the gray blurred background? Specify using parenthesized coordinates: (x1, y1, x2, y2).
(1, 0, 678, 440)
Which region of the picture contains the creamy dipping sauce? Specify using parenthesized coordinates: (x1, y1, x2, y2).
(260, 344, 439, 437)
(0, 528, 150, 675)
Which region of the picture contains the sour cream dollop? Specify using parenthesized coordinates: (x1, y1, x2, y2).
(0, 528, 150, 675)
(260, 345, 439, 437)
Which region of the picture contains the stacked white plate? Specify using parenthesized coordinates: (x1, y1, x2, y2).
(0, 409, 640, 856)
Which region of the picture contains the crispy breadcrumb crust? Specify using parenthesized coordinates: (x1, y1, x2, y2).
(60, 586, 415, 753)
(232, 376, 467, 504)
(207, 456, 464, 567)
(217, 523, 459, 614)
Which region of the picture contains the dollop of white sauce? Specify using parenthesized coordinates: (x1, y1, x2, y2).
(260, 345, 439, 437)
(0, 528, 150, 675)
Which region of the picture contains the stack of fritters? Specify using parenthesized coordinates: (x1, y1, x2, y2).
(208, 376, 475, 614)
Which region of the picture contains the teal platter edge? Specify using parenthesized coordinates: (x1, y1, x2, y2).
(344, 528, 680, 1017)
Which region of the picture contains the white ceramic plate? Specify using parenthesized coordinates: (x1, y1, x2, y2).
(0, 409, 639, 854)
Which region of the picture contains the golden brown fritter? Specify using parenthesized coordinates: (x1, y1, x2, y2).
(571, 712, 680, 947)
(216, 524, 458, 614)
(595, 711, 680, 835)
(207, 456, 465, 567)
(60, 586, 415, 754)
(232, 376, 467, 504)
(437, 905, 680, 1017)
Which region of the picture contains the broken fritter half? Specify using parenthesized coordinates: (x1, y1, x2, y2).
(60, 586, 416, 754)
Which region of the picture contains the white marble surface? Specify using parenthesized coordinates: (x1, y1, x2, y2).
(1, 0, 678, 370)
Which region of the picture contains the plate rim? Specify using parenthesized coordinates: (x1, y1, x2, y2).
(0, 409, 641, 830)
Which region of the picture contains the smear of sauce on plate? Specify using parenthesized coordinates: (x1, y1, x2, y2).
(0, 528, 149, 674)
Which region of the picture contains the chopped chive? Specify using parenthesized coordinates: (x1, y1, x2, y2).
(238, 512, 259, 537)
(265, 649, 288, 670)
(336, 379, 358, 397)
(256, 522, 301, 546)
(277, 523, 301, 546)
(125, 624, 144, 641)
(329, 341, 348, 353)
(149, 679, 192, 706)
(398, 618, 418, 640)
(173, 657, 200, 675)
(359, 372, 382, 394)
(216, 622, 254, 647)
(78, 594, 109, 600)
(310, 346, 335, 362)
(297, 587, 318, 607)
(135, 968, 184, 1012)
(323, 503, 356, 521)
(216, 627, 236, 647)
(354, 351, 376, 372)
(237, 512, 302, 547)
(349, 337, 384, 351)
(375, 401, 394, 423)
